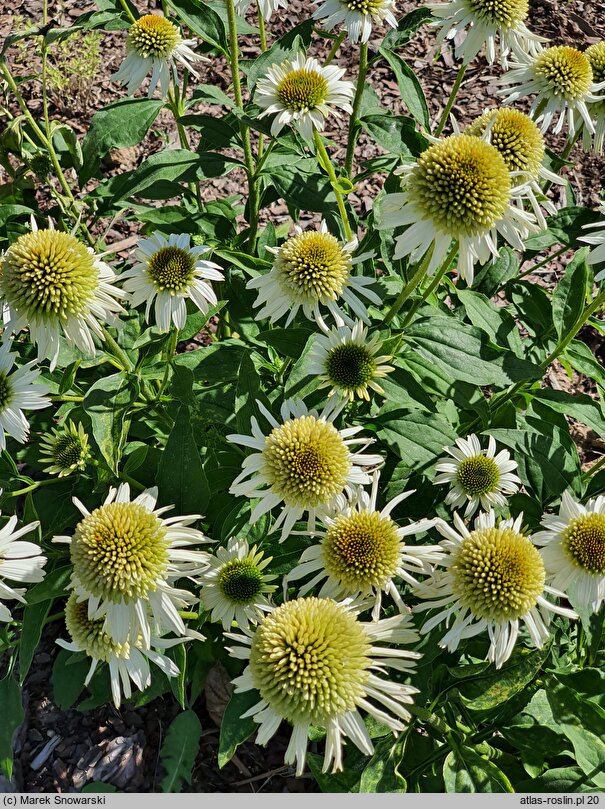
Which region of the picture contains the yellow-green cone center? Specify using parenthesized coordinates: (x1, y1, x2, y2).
(586, 43, 605, 111)
(71, 501, 170, 603)
(276, 231, 351, 305)
(464, 0, 528, 27)
(534, 46, 593, 101)
(276, 69, 328, 111)
(218, 559, 264, 604)
(147, 246, 195, 292)
(325, 343, 376, 392)
(323, 510, 401, 591)
(52, 433, 87, 470)
(451, 527, 545, 621)
(128, 15, 180, 59)
(466, 108, 545, 180)
(65, 594, 129, 662)
(0, 374, 13, 412)
(456, 454, 500, 497)
(408, 135, 511, 238)
(261, 415, 351, 509)
(1, 230, 99, 321)
(345, 0, 385, 13)
(562, 513, 605, 575)
(249, 597, 371, 725)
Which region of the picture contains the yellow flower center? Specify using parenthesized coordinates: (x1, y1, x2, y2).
(0, 230, 99, 321)
(261, 415, 351, 509)
(451, 527, 545, 621)
(276, 231, 352, 305)
(562, 513, 605, 575)
(147, 246, 195, 292)
(65, 594, 130, 662)
(323, 510, 401, 591)
(534, 46, 593, 101)
(586, 43, 605, 111)
(71, 501, 170, 602)
(456, 454, 501, 497)
(466, 108, 545, 180)
(345, 0, 386, 13)
(276, 69, 328, 111)
(249, 597, 371, 725)
(0, 374, 13, 412)
(408, 135, 511, 238)
(128, 15, 180, 59)
(464, 0, 528, 27)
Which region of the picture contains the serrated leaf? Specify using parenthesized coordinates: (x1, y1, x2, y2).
(166, 0, 226, 51)
(378, 48, 430, 129)
(552, 248, 589, 339)
(159, 710, 202, 792)
(157, 405, 210, 514)
(443, 748, 514, 793)
(84, 373, 133, 474)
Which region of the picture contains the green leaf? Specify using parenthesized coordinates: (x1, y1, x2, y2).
(532, 389, 605, 439)
(378, 48, 429, 130)
(80, 98, 164, 184)
(405, 316, 541, 386)
(558, 726, 605, 787)
(0, 674, 23, 780)
(256, 327, 315, 359)
(81, 783, 118, 793)
(547, 205, 601, 247)
(382, 7, 433, 49)
(52, 649, 89, 710)
(19, 599, 53, 684)
(157, 405, 210, 514)
(458, 648, 548, 711)
(517, 767, 588, 792)
(455, 287, 523, 355)
(359, 114, 429, 157)
(564, 339, 605, 388)
(443, 748, 514, 793)
(472, 248, 520, 298)
(84, 373, 133, 474)
(489, 425, 581, 501)
(159, 710, 202, 792)
(23, 565, 71, 604)
(270, 162, 336, 213)
(359, 734, 407, 793)
(166, 0, 227, 51)
(218, 689, 259, 768)
(552, 248, 589, 339)
(307, 748, 367, 792)
(375, 406, 457, 473)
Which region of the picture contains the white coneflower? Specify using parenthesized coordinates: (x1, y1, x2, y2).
(234, 0, 287, 21)
(465, 108, 563, 229)
(498, 45, 604, 138)
(255, 53, 354, 141)
(111, 13, 204, 98)
(57, 593, 192, 708)
(580, 203, 605, 278)
(120, 232, 224, 332)
(0, 512, 45, 622)
(312, 0, 397, 44)
(414, 510, 577, 668)
(428, 0, 544, 67)
(198, 536, 276, 630)
(54, 483, 210, 648)
(307, 321, 394, 401)
(227, 398, 383, 541)
(227, 597, 420, 775)
(435, 434, 521, 517)
(377, 134, 537, 286)
(286, 471, 444, 619)
(584, 43, 605, 153)
(0, 221, 126, 371)
(248, 221, 379, 331)
(0, 340, 51, 453)
(39, 420, 90, 477)
(533, 490, 605, 614)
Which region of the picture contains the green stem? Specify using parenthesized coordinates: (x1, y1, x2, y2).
(400, 241, 458, 329)
(256, 1, 267, 51)
(519, 246, 568, 279)
(158, 327, 180, 396)
(100, 324, 134, 372)
(226, 0, 259, 249)
(383, 248, 434, 326)
(434, 64, 467, 138)
(344, 42, 368, 178)
(8, 477, 64, 497)
(0, 62, 94, 246)
(325, 32, 346, 65)
(117, 0, 137, 23)
(168, 87, 201, 206)
(119, 472, 145, 492)
(541, 129, 580, 195)
(313, 130, 353, 241)
(581, 454, 605, 481)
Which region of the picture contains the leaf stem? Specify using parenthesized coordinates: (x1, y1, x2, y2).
(325, 32, 346, 65)
(117, 0, 137, 23)
(400, 241, 458, 328)
(383, 247, 434, 326)
(313, 129, 353, 241)
(225, 0, 259, 249)
(344, 41, 368, 177)
(434, 63, 467, 138)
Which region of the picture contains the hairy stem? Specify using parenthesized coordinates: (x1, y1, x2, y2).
(345, 42, 368, 177)
(313, 129, 353, 241)
(434, 63, 467, 138)
(383, 247, 434, 326)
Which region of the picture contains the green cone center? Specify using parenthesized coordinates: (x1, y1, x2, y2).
(218, 559, 264, 604)
(456, 454, 500, 497)
(325, 343, 377, 391)
(147, 246, 195, 291)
